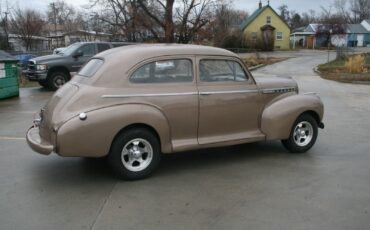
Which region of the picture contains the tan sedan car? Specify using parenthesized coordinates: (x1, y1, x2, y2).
(27, 44, 324, 180)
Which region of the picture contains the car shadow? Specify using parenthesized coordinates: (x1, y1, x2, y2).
(33, 140, 293, 185)
(155, 141, 288, 176)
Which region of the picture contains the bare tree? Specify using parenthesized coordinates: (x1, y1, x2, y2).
(316, 6, 347, 46)
(47, 0, 77, 33)
(278, 4, 290, 22)
(136, 0, 175, 42)
(10, 8, 45, 50)
(350, 0, 370, 22)
(175, 0, 213, 43)
(0, 1, 11, 49)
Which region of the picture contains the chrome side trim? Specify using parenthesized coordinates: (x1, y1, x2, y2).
(199, 89, 259, 95)
(102, 92, 198, 98)
(262, 87, 296, 94)
(303, 92, 318, 95)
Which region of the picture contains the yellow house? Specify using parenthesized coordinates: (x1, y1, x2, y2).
(240, 1, 291, 50)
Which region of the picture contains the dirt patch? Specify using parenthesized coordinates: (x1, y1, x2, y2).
(317, 54, 370, 84)
(242, 57, 289, 68)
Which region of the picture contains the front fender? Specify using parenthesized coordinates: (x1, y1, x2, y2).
(56, 104, 171, 157)
(261, 94, 324, 140)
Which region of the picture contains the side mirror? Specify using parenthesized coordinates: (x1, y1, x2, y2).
(73, 50, 83, 58)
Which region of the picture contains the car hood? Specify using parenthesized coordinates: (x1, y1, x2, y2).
(30, 54, 64, 64)
(255, 76, 298, 90)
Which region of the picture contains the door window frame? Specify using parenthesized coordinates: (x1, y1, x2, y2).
(196, 56, 256, 86)
(127, 56, 197, 86)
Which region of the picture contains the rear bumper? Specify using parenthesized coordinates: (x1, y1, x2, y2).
(26, 127, 54, 155)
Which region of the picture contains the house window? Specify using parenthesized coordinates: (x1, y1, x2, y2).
(276, 32, 283, 40)
(267, 16, 271, 24)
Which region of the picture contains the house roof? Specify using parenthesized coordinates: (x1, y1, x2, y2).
(346, 24, 369, 34)
(305, 24, 319, 33)
(365, 19, 370, 25)
(239, 5, 290, 30)
(63, 30, 112, 36)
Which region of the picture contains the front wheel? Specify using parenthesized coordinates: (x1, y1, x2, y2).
(47, 71, 68, 91)
(108, 128, 161, 180)
(282, 114, 318, 153)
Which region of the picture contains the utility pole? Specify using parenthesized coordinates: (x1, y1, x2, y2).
(3, 0, 10, 49)
(51, 2, 57, 47)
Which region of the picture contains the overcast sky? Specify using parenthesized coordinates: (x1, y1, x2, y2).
(8, 0, 331, 15)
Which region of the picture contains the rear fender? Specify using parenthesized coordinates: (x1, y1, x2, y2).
(261, 94, 324, 140)
(56, 104, 171, 157)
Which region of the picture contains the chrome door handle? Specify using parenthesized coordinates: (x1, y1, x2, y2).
(199, 92, 211, 96)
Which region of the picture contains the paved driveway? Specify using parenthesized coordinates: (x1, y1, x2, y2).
(1, 50, 370, 230)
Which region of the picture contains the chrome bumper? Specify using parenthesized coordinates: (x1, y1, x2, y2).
(26, 126, 54, 155)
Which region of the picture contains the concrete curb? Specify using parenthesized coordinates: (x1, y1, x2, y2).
(314, 66, 370, 85)
(249, 64, 265, 71)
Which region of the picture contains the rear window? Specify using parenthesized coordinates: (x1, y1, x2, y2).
(78, 59, 104, 77)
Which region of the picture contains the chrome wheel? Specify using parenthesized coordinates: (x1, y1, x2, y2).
(121, 138, 153, 172)
(293, 121, 313, 147)
(53, 75, 66, 88)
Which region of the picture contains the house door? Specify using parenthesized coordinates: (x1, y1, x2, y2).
(358, 35, 364, 47)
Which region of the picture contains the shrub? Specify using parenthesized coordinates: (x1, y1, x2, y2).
(219, 30, 246, 49)
(345, 55, 365, 73)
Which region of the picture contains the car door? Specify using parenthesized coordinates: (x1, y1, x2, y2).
(128, 57, 199, 152)
(71, 43, 97, 72)
(197, 56, 264, 145)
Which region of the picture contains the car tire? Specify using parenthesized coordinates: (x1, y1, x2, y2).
(47, 71, 68, 91)
(282, 114, 318, 153)
(108, 128, 161, 180)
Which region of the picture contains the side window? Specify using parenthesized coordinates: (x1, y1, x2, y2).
(79, 44, 95, 56)
(276, 32, 283, 40)
(130, 59, 193, 83)
(199, 60, 248, 82)
(267, 16, 272, 24)
(97, 43, 111, 53)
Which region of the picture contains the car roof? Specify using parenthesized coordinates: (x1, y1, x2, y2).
(96, 44, 239, 61)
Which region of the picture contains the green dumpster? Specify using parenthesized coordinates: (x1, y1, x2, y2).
(0, 50, 19, 99)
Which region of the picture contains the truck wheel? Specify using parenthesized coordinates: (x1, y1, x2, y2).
(282, 114, 318, 153)
(47, 71, 68, 91)
(108, 128, 161, 180)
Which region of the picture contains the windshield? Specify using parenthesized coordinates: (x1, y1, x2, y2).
(59, 43, 81, 56)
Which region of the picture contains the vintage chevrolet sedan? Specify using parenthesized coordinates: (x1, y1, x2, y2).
(26, 44, 324, 180)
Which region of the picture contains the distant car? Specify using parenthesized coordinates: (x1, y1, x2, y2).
(15, 54, 37, 70)
(26, 44, 325, 180)
(25, 42, 133, 90)
(53, 47, 65, 54)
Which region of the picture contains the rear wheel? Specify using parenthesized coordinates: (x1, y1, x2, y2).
(108, 128, 161, 180)
(47, 71, 68, 91)
(282, 114, 318, 153)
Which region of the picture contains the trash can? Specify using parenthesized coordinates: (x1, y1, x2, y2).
(0, 50, 19, 99)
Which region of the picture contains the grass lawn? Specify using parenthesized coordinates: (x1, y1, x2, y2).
(318, 54, 370, 83)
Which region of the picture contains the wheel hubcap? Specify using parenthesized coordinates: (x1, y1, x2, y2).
(54, 76, 66, 88)
(121, 138, 153, 172)
(293, 121, 313, 147)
